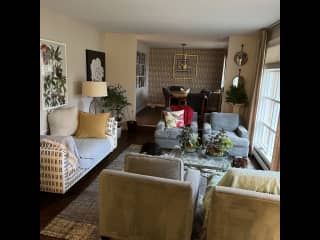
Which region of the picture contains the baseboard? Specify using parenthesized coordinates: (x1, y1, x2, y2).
(146, 103, 165, 108)
(41, 129, 48, 135)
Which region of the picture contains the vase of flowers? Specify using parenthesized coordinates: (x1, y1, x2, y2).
(177, 127, 200, 153)
(204, 129, 233, 157)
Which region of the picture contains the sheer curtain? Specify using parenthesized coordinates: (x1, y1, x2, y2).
(247, 30, 268, 152)
(248, 22, 280, 171)
(271, 117, 280, 171)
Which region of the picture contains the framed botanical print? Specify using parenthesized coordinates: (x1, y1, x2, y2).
(86, 50, 105, 81)
(40, 39, 68, 110)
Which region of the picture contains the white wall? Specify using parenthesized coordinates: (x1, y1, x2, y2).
(136, 42, 149, 113)
(104, 33, 137, 123)
(222, 33, 259, 126)
(40, 7, 104, 134)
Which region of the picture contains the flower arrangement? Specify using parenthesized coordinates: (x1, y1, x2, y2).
(177, 127, 200, 153)
(204, 129, 233, 157)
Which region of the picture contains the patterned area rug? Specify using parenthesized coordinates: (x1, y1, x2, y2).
(40, 144, 207, 240)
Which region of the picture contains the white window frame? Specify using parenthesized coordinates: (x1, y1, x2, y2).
(253, 67, 280, 168)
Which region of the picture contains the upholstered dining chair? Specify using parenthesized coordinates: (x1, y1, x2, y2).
(169, 85, 185, 91)
(162, 87, 171, 107)
(187, 93, 208, 128)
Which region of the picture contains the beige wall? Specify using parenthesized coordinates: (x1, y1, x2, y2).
(104, 33, 137, 123)
(136, 42, 149, 113)
(222, 33, 259, 127)
(40, 7, 104, 134)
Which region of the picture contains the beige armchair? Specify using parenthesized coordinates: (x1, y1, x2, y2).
(99, 153, 201, 240)
(204, 168, 280, 240)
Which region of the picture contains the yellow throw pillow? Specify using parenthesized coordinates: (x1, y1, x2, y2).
(75, 112, 110, 138)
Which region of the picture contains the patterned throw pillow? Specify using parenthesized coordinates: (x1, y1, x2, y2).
(163, 110, 185, 128)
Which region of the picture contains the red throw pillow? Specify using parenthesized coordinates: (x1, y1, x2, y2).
(171, 105, 194, 126)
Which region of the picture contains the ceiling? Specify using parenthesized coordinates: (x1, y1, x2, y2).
(41, 0, 280, 48)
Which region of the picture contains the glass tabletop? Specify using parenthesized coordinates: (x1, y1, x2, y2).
(170, 149, 232, 171)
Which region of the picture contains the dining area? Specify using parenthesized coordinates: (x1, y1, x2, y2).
(162, 85, 222, 114)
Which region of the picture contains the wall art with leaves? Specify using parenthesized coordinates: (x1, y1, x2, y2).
(40, 39, 67, 110)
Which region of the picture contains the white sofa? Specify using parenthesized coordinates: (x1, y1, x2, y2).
(40, 117, 117, 194)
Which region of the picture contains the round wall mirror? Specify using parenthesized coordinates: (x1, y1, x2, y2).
(234, 44, 248, 66)
(232, 75, 244, 87)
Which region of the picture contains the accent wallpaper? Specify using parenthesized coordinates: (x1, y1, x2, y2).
(148, 48, 226, 104)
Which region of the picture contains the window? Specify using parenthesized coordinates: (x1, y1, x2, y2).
(253, 67, 280, 167)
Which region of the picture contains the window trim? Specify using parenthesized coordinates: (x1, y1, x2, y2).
(253, 67, 280, 168)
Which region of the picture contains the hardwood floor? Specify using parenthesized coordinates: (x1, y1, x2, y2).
(136, 106, 163, 126)
(40, 126, 155, 230)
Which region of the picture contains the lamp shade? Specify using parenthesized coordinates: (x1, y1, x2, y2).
(82, 81, 108, 97)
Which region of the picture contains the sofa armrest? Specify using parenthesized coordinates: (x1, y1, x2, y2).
(106, 117, 117, 149)
(190, 121, 198, 133)
(124, 153, 184, 180)
(203, 122, 212, 134)
(236, 125, 248, 138)
(40, 147, 67, 193)
(156, 120, 166, 131)
(184, 168, 201, 208)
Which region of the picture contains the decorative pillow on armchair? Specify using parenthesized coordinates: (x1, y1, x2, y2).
(171, 105, 194, 126)
(163, 110, 185, 128)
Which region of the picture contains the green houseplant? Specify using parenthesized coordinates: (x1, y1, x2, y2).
(225, 82, 248, 113)
(101, 84, 131, 138)
(177, 127, 200, 153)
(204, 129, 233, 157)
(102, 84, 131, 122)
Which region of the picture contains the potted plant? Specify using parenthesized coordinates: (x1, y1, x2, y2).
(204, 129, 233, 157)
(177, 127, 200, 153)
(225, 81, 248, 113)
(101, 84, 131, 138)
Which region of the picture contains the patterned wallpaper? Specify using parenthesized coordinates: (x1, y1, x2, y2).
(148, 48, 226, 104)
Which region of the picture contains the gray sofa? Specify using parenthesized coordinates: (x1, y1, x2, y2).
(155, 112, 198, 149)
(203, 112, 249, 157)
(40, 118, 117, 194)
(99, 152, 201, 240)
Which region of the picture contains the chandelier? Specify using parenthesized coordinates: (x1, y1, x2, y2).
(180, 43, 188, 70)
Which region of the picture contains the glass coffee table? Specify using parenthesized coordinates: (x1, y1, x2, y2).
(165, 149, 232, 178)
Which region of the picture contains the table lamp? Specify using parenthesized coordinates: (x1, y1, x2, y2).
(82, 81, 108, 114)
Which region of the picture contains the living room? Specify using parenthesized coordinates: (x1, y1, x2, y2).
(40, 0, 280, 239)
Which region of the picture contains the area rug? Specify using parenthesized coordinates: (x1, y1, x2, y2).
(40, 144, 207, 240)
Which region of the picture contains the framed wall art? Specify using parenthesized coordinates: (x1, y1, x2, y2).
(86, 50, 105, 81)
(40, 39, 68, 110)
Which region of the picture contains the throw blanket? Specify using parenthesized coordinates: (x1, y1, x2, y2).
(40, 135, 80, 171)
(40, 135, 80, 160)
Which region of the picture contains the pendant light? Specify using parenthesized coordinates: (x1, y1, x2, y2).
(181, 43, 188, 70)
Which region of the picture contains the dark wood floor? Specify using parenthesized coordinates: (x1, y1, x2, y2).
(136, 106, 163, 126)
(40, 126, 155, 231)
